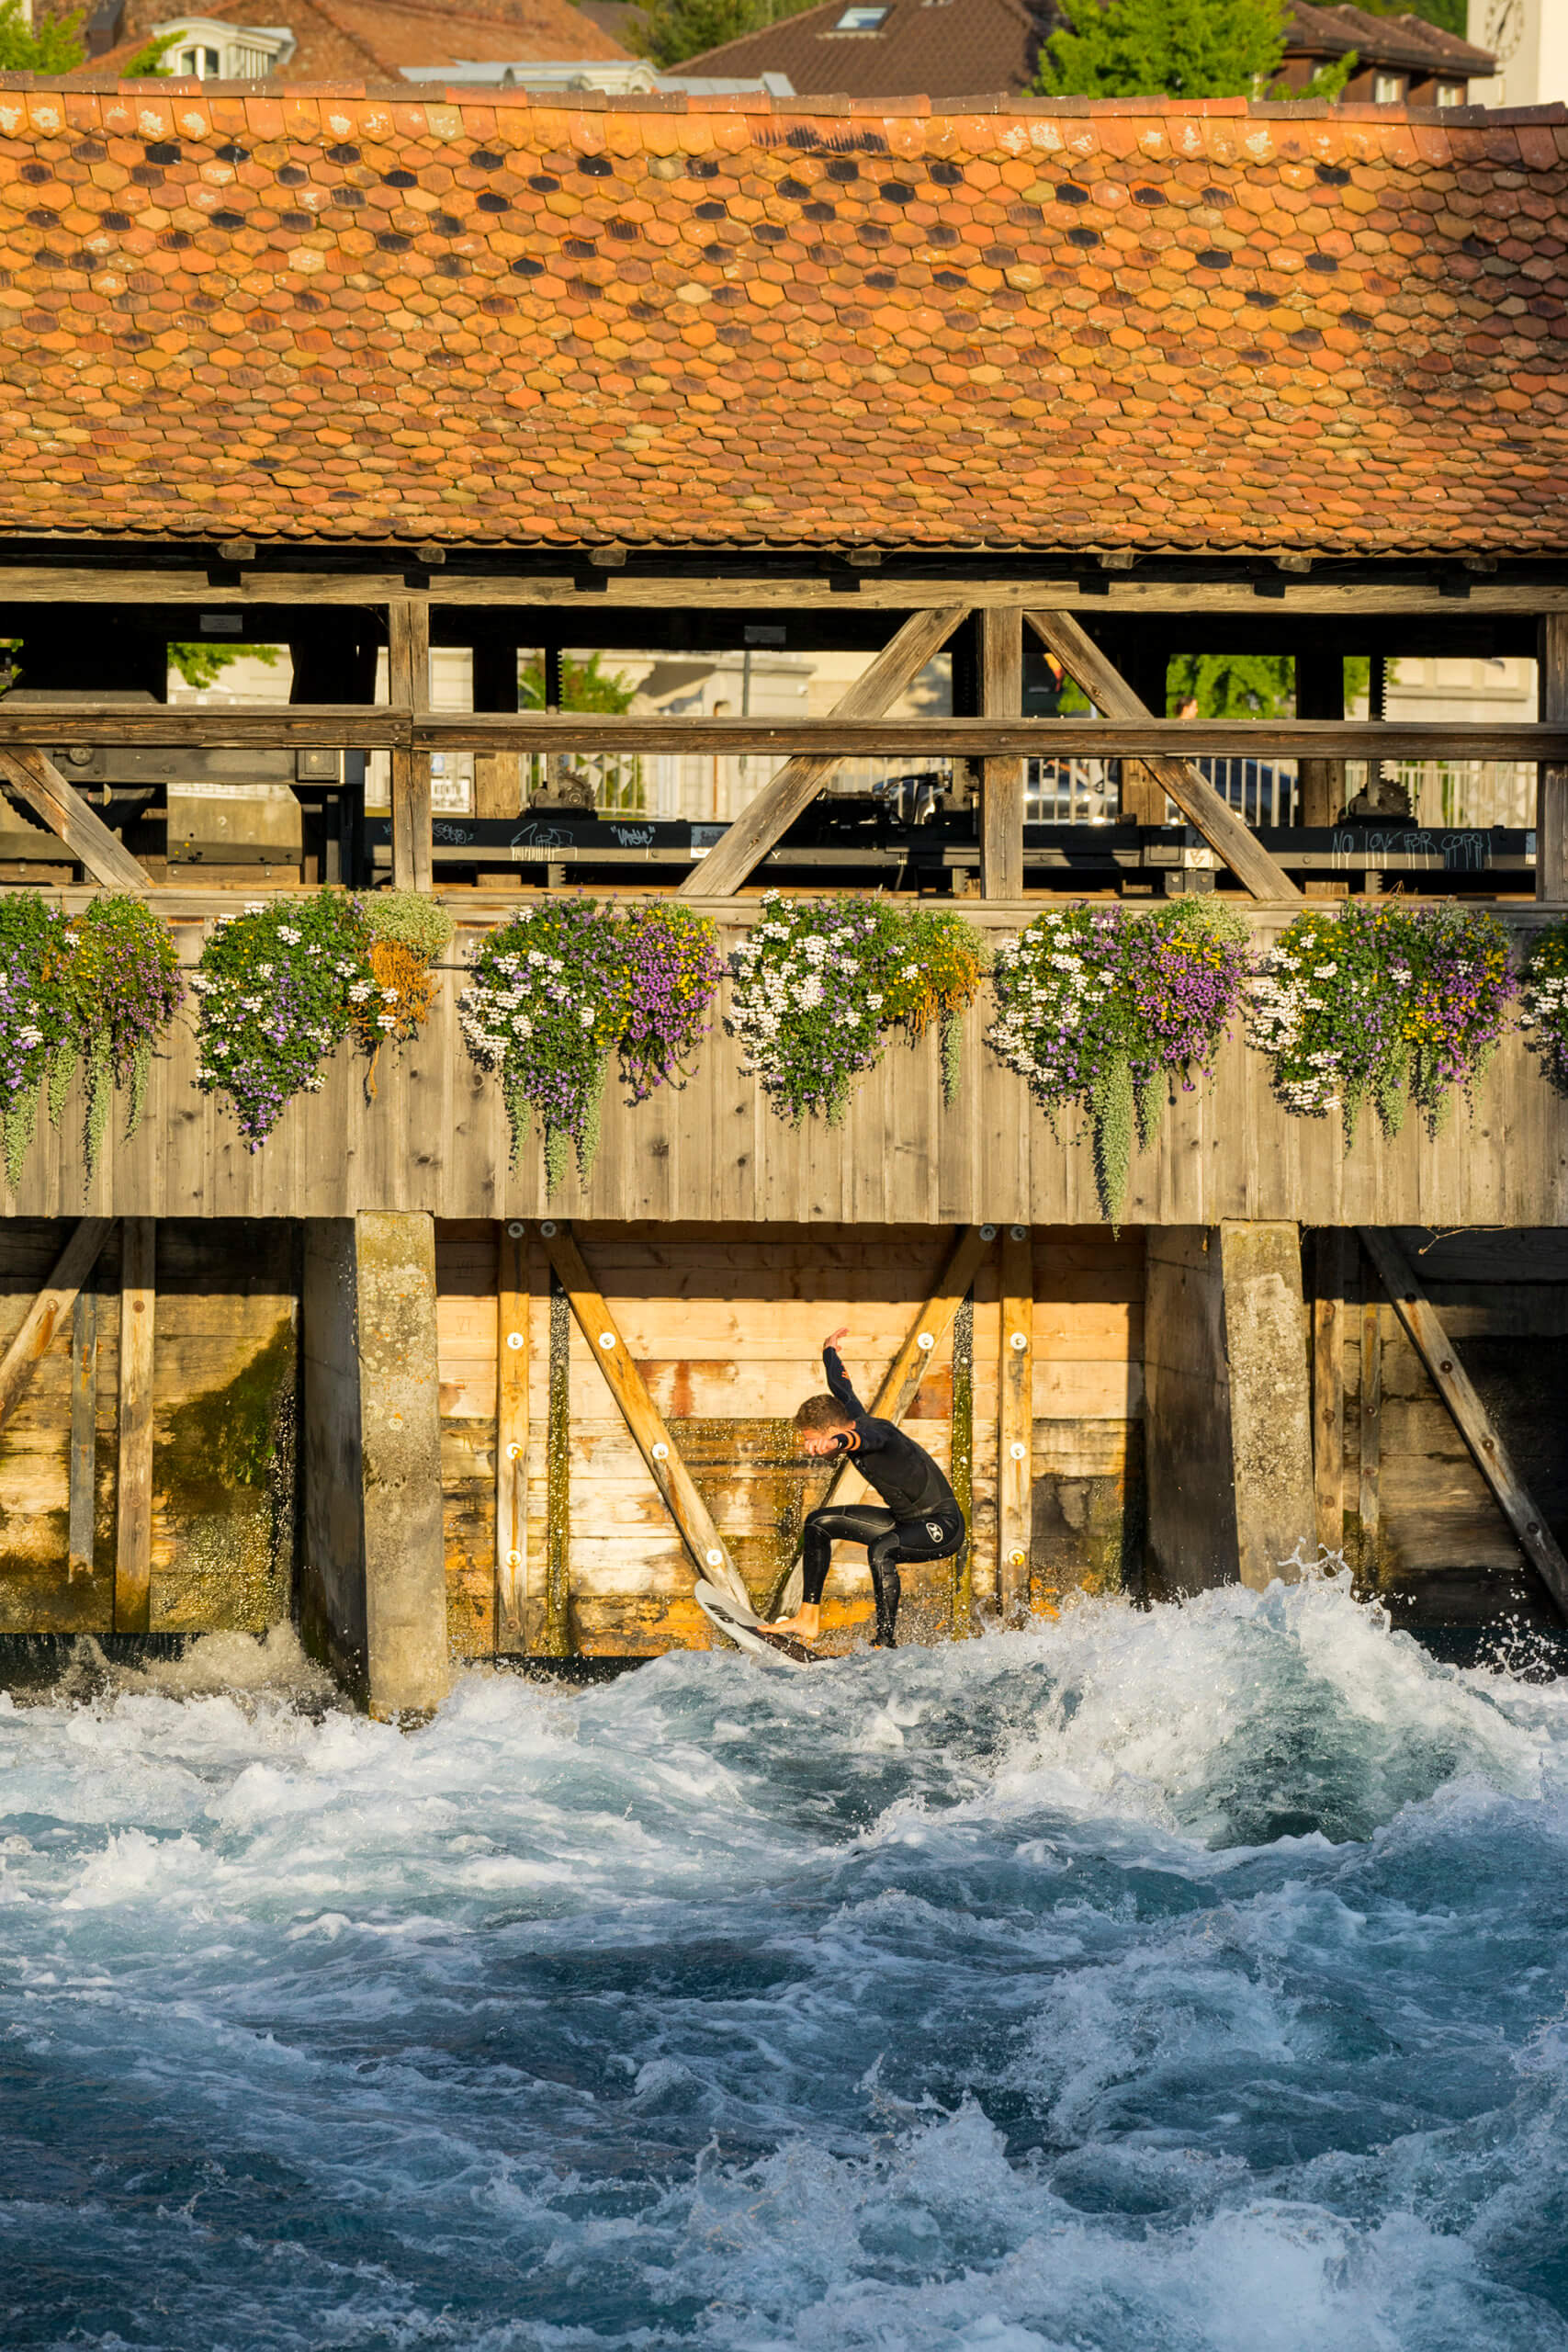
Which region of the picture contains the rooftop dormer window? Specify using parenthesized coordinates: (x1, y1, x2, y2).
(833, 5, 889, 28)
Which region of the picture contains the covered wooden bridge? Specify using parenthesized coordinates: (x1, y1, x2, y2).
(3, 77, 1568, 1706)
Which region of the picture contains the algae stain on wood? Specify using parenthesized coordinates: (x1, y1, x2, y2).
(151, 1312, 298, 1633)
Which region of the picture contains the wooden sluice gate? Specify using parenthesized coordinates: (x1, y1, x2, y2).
(4, 1202, 1567, 1713)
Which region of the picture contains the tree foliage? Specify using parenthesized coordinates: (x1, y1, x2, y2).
(168, 641, 282, 692)
(1166, 652, 1376, 718)
(519, 650, 636, 713)
(0, 0, 84, 69)
(636, 0, 816, 69)
(1036, 0, 1287, 99)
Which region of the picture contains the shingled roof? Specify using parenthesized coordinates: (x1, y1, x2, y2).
(3, 82, 1568, 557)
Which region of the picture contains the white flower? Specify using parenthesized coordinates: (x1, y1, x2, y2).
(579, 1004, 595, 1027)
(256, 963, 274, 979)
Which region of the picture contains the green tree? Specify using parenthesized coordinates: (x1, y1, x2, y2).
(1036, 0, 1287, 99)
(1166, 652, 1377, 717)
(123, 29, 182, 74)
(0, 0, 84, 70)
(519, 650, 636, 712)
(636, 0, 818, 70)
(169, 642, 282, 692)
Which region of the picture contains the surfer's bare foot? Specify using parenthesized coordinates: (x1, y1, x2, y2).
(770, 1603, 822, 1643)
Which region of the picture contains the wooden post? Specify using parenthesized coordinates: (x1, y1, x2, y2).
(1313, 1227, 1350, 1559)
(1359, 1277, 1382, 1585)
(0, 1216, 115, 1436)
(1537, 612, 1568, 904)
(299, 1216, 451, 1714)
(1025, 611, 1302, 902)
(1296, 649, 1345, 829)
(540, 1220, 754, 1617)
(997, 1223, 1032, 1614)
(979, 608, 1024, 899)
(494, 1219, 529, 1649)
(68, 1284, 97, 1582)
(544, 1272, 572, 1655)
(951, 1289, 975, 1634)
(679, 605, 969, 899)
(115, 1216, 155, 1634)
(388, 599, 432, 893)
(1359, 1226, 1568, 1620)
(473, 639, 522, 824)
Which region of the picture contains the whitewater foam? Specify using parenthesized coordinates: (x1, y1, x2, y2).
(3, 1577, 1567, 2351)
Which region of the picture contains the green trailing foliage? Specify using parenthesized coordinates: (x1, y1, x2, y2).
(987, 899, 1251, 1225)
(0, 894, 183, 1189)
(1519, 922, 1568, 1097)
(459, 899, 723, 1192)
(727, 895, 988, 1126)
(1248, 902, 1515, 1147)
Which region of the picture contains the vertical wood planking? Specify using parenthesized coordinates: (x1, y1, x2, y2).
(543, 1270, 572, 1655)
(67, 1283, 97, 1582)
(1313, 1227, 1349, 1558)
(114, 1216, 155, 1633)
(979, 607, 1024, 900)
(997, 1222, 1032, 1614)
(1359, 1270, 1382, 1584)
(494, 1218, 528, 1650)
(388, 599, 432, 894)
(950, 1288, 975, 1632)
(1538, 611, 1568, 905)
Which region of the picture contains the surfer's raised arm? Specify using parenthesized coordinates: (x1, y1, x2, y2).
(821, 1329, 870, 1428)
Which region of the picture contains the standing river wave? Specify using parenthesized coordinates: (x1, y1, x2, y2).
(3, 1576, 1567, 2351)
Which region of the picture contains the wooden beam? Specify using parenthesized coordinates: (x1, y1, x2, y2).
(677, 604, 969, 899)
(472, 639, 522, 824)
(1313, 1228, 1350, 1559)
(115, 1216, 155, 1634)
(0, 1216, 115, 1437)
(68, 1283, 98, 1582)
(1359, 1226, 1568, 1621)
(0, 748, 149, 892)
(388, 599, 432, 894)
(1538, 612, 1568, 905)
(1359, 1279, 1382, 1581)
(770, 1222, 996, 1618)
(6, 564, 1568, 617)
(4, 703, 1568, 763)
(1025, 611, 1302, 901)
(998, 1223, 1032, 1614)
(540, 1219, 753, 1616)
(951, 1289, 975, 1636)
(543, 1272, 572, 1657)
(494, 1219, 529, 1650)
(979, 608, 1024, 899)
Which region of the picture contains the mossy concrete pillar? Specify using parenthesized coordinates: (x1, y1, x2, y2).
(300, 1213, 449, 1718)
(1145, 1223, 1315, 1596)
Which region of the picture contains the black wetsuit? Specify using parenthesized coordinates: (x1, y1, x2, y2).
(800, 1345, 966, 1646)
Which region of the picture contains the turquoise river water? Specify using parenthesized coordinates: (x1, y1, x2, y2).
(3, 1574, 1567, 2351)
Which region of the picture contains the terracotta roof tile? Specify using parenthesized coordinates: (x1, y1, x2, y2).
(2, 83, 1568, 554)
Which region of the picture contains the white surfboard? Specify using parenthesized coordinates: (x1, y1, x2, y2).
(694, 1579, 819, 1669)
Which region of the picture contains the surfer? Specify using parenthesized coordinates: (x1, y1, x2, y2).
(772, 1329, 966, 1650)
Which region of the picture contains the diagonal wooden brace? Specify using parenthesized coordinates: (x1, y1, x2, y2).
(1025, 610, 1302, 903)
(679, 604, 971, 899)
(1359, 1227, 1568, 1621)
(540, 1220, 754, 1617)
(0, 1217, 116, 1437)
(0, 747, 149, 893)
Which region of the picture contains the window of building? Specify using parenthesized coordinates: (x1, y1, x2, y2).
(178, 43, 221, 74)
(833, 5, 889, 27)
(1372, 72, 1406, 102)
(1436, 80, 1465, 106)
